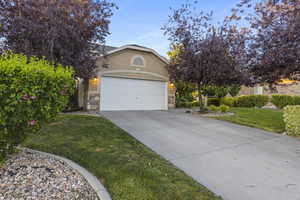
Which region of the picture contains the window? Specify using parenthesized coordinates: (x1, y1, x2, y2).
(131, 55, 145, 67)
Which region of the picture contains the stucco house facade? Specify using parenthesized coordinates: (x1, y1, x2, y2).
(78, 44, 176, 111)
(239, 80, 300, 96)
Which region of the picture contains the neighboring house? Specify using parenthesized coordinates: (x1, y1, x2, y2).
(78, 44, 176, 111)
(239, 79, 300, 96)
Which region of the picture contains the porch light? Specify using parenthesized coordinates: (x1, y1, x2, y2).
(169, 83, 175, 89)
(278, 78, 296, 85)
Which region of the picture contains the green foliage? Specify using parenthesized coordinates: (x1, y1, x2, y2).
(220, 97, 236, 107)
(235, 95, 269, 108)
(208, 105, 230, 113)
(175, 81, 196, 102)
(283, 106, 300, 136)
(294, 96, 300, 105)
(207, 97, 221, 106)
(176, 100, 199, 108)
(228, 85, 241, 97)
(0, 53, 74, 162)
(219, 105, 230, 113)
(209, 105, 219, 112)
(202, 85, 229, 98)
(271, 94, 300, 109)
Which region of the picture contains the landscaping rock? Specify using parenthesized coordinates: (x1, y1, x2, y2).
(0, 149, 99, 200)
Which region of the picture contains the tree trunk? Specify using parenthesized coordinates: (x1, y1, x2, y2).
(83, 78, 89, 111)
(198, 83, 204, 112)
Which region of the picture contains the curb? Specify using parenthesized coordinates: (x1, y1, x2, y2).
(22, 148, 112, 200)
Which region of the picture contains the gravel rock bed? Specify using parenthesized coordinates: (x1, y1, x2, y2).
(0, 149, 99, 200)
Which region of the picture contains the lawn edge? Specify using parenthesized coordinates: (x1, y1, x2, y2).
(208, 116, 283, 134)
(20, 147, 112, 200)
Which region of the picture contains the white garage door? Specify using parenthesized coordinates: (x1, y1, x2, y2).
(100, 77, 168, 111)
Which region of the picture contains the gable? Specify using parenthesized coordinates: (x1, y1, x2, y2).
(96, 48, 169, 81)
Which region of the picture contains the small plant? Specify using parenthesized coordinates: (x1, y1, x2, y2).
(209, 105, 219, 112)
(283, 106, 300, 136)
(219, 105, 230, 113)
(220, 97, 236, 107)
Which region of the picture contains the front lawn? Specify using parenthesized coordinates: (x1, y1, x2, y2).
(212, 108, 285, 133)
(23, 114, 221, 200)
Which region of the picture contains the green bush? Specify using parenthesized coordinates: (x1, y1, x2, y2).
(235, 95, 269, 108)
(294, 96, 300, 105)
(208, 105, 219, 112)
(283, 106, 300, 136)
(220, 97, 236, 107)
(176, 101, 200, 108)
(228, 85, 241, 97)
(207, 97, 221, 106)
(219, 105, 230, 113)
(0, 53, 74, 162)
(271, 95, 295, 109)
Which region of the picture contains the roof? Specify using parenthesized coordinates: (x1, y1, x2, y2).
(95, 45, 118, 54)
(101, 44, 169, 64)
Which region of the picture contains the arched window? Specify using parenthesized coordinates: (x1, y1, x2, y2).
(131, 55, 146, 67)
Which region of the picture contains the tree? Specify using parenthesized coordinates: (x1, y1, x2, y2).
(163, 2, 248, 111)
(167, 45, 197, 104)
(228, 84, 241, 97)
(230, 0, 300, 85)
(0, 0, 116, 108)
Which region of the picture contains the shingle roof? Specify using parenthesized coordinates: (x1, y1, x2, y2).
(95, 45, 118, 54)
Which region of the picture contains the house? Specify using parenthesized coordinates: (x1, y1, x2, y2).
(78, 44, 176, 111)
(239, 79, 300, 96)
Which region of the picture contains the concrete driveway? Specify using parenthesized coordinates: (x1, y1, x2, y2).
(101, 110, 300, 200)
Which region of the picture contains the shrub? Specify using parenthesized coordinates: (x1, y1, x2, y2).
(294, 96, 300, 105)
(219, 105, 230, 113)
(271, 95, 295, 109)
(235, 95, 269, 108)
(0, 53, 74, 162)
(209, 105, 219, 112)
(283, 106, 300, 136)
(228, 85, 241, 97)
(207, 97, 220, 106)
(220, 97, 236, 107)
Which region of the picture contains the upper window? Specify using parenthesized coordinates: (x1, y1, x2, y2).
(131, 55, 146, 67)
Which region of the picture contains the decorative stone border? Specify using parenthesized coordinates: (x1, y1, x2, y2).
(22, 148, 112, 200)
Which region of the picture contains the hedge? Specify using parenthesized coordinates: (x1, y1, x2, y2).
(235, 95, 269, 108)
(271, 94, 300, 109)
(207, 97, 221, 106)
(283, 106, 300, 136)
(220, 97, 236, 107)
(0, 53, 74, 162)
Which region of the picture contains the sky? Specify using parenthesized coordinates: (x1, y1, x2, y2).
(106, 0, 240, 57)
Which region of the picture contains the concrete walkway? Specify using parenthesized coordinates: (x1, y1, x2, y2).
(101, 110, 300, 200)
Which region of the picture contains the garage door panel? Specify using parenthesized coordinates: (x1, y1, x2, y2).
(100, 77, 167, 111)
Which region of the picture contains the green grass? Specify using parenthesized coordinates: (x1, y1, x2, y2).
(213, 108, 285, 133)
(23, 114, 221, 200)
